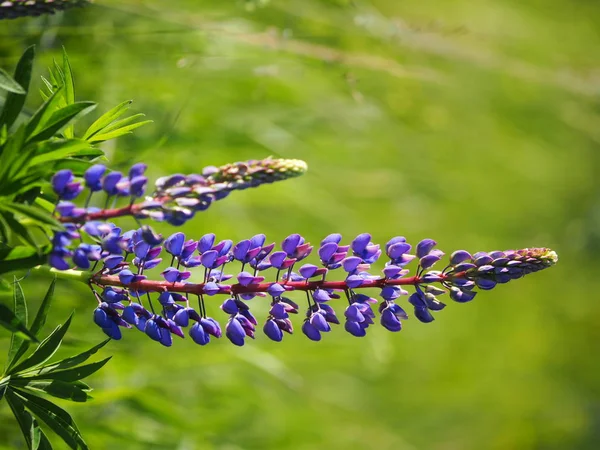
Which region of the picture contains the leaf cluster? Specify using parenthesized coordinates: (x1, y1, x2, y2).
(1, 278, 110, 449)
(0, 46, 151, 276)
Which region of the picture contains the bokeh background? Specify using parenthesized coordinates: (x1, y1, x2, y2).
(1, 0, 599, 448)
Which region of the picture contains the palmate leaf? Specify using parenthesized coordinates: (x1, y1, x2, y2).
(11, 379, 92, 403)
(9, 314, 73, 375)
(0, 302, 37, 342)
(7, 277, 28, 364)
(5, 389, 52, 450)
(12, 389, 88, 450)
(19, 339, 110, 378)
(4, 312, 110, 449)
(8, 278, 56, 371)
(27, 101, 96, 144)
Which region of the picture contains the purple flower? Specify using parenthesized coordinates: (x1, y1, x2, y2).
(84, 164, 106, 191)
(263, 319, 284, 342)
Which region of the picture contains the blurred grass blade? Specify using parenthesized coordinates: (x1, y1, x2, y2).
(8, 278, 56, 372)
(13, 389, 88, 450)
(0, 68, 25, 94)
(9, 314, 73, 375)
(7, 277, 28, 366)
(0, 46, 34, 129)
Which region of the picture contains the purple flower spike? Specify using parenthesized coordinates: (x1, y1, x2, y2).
(264, 319, 284, 342)
(203, 282, 221, 296)
(84, 164, 106, 191)
(302, 321, 322, 341)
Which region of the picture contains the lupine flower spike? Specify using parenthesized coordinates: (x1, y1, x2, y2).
(52, 225, 558, 346)
(45, 160, 556, 346)
(52, 157, 307, 226)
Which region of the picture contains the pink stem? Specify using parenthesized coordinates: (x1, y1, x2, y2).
(59, 204, 141, 223)
(91, 274, 451, 296)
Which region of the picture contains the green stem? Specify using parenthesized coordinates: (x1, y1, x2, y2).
(31, 265, 92, 284)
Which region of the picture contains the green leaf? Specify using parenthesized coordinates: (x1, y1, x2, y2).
(9, 279, 56, 371)
(30, 139, 101, 166)
(9, 314, 73, 375)
(12, 379, 91, 402)
(27, 102, 96, 144)
(21, 357, 111, 383)
(13, 388, 88, 450)
(0, 46, 35, 129)
(0, 202, 61, 229)
(0, 123, 26, 183)
(7, 277, 28, 365)
(5, 388, 53, 450)
(25, 87, 66, 140)
(0, 244, 51, 275)
(0, 302, 38, 342)
(19, 339, 110, 378)
(0, 67, 26, 94)
(82, 100, 132, 140)
(88, 119, 152, 143)
(0, 211, 38, 248)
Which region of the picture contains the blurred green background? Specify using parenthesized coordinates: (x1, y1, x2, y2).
(1, 0, 599, 448)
